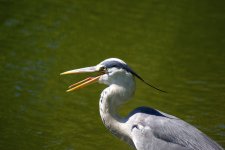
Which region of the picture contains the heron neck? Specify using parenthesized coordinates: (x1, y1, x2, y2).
(99, 84, 135, 145)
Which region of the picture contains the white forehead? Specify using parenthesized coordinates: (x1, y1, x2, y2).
(99, 58, 126, 65)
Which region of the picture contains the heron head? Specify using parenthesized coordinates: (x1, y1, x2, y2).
(61, 58, 165, 92)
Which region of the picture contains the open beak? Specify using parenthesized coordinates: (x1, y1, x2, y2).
(60, 66, 103, 92)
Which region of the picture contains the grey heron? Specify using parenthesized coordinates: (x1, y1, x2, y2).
(61, 58, 223, 150)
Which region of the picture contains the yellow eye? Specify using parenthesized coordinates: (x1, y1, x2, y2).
(99, 66, 106, 71)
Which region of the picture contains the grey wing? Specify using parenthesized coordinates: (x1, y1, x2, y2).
(129, 107, 223, 150)
(131, 123, 190, 150)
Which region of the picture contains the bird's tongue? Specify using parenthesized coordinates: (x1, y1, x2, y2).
(67, 76, 101, 92)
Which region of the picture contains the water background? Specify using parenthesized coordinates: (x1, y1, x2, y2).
(0, 0, 225, 149)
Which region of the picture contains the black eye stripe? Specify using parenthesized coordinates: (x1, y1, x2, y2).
(102, 61, 128, 70)
(101, 60, 166, 93)
(101, 61, 137, 76)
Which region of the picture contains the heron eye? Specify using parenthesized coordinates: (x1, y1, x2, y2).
(99, 66, 107, 71)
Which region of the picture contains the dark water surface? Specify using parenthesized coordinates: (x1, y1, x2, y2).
(0, 0, 225, 149)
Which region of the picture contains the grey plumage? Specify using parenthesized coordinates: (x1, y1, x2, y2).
(128, 107, 223, 150)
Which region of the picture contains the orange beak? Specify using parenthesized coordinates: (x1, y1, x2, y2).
(60, 66, 103, 92)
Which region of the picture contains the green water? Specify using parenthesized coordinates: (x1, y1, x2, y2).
(0, 0, 225, 149)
